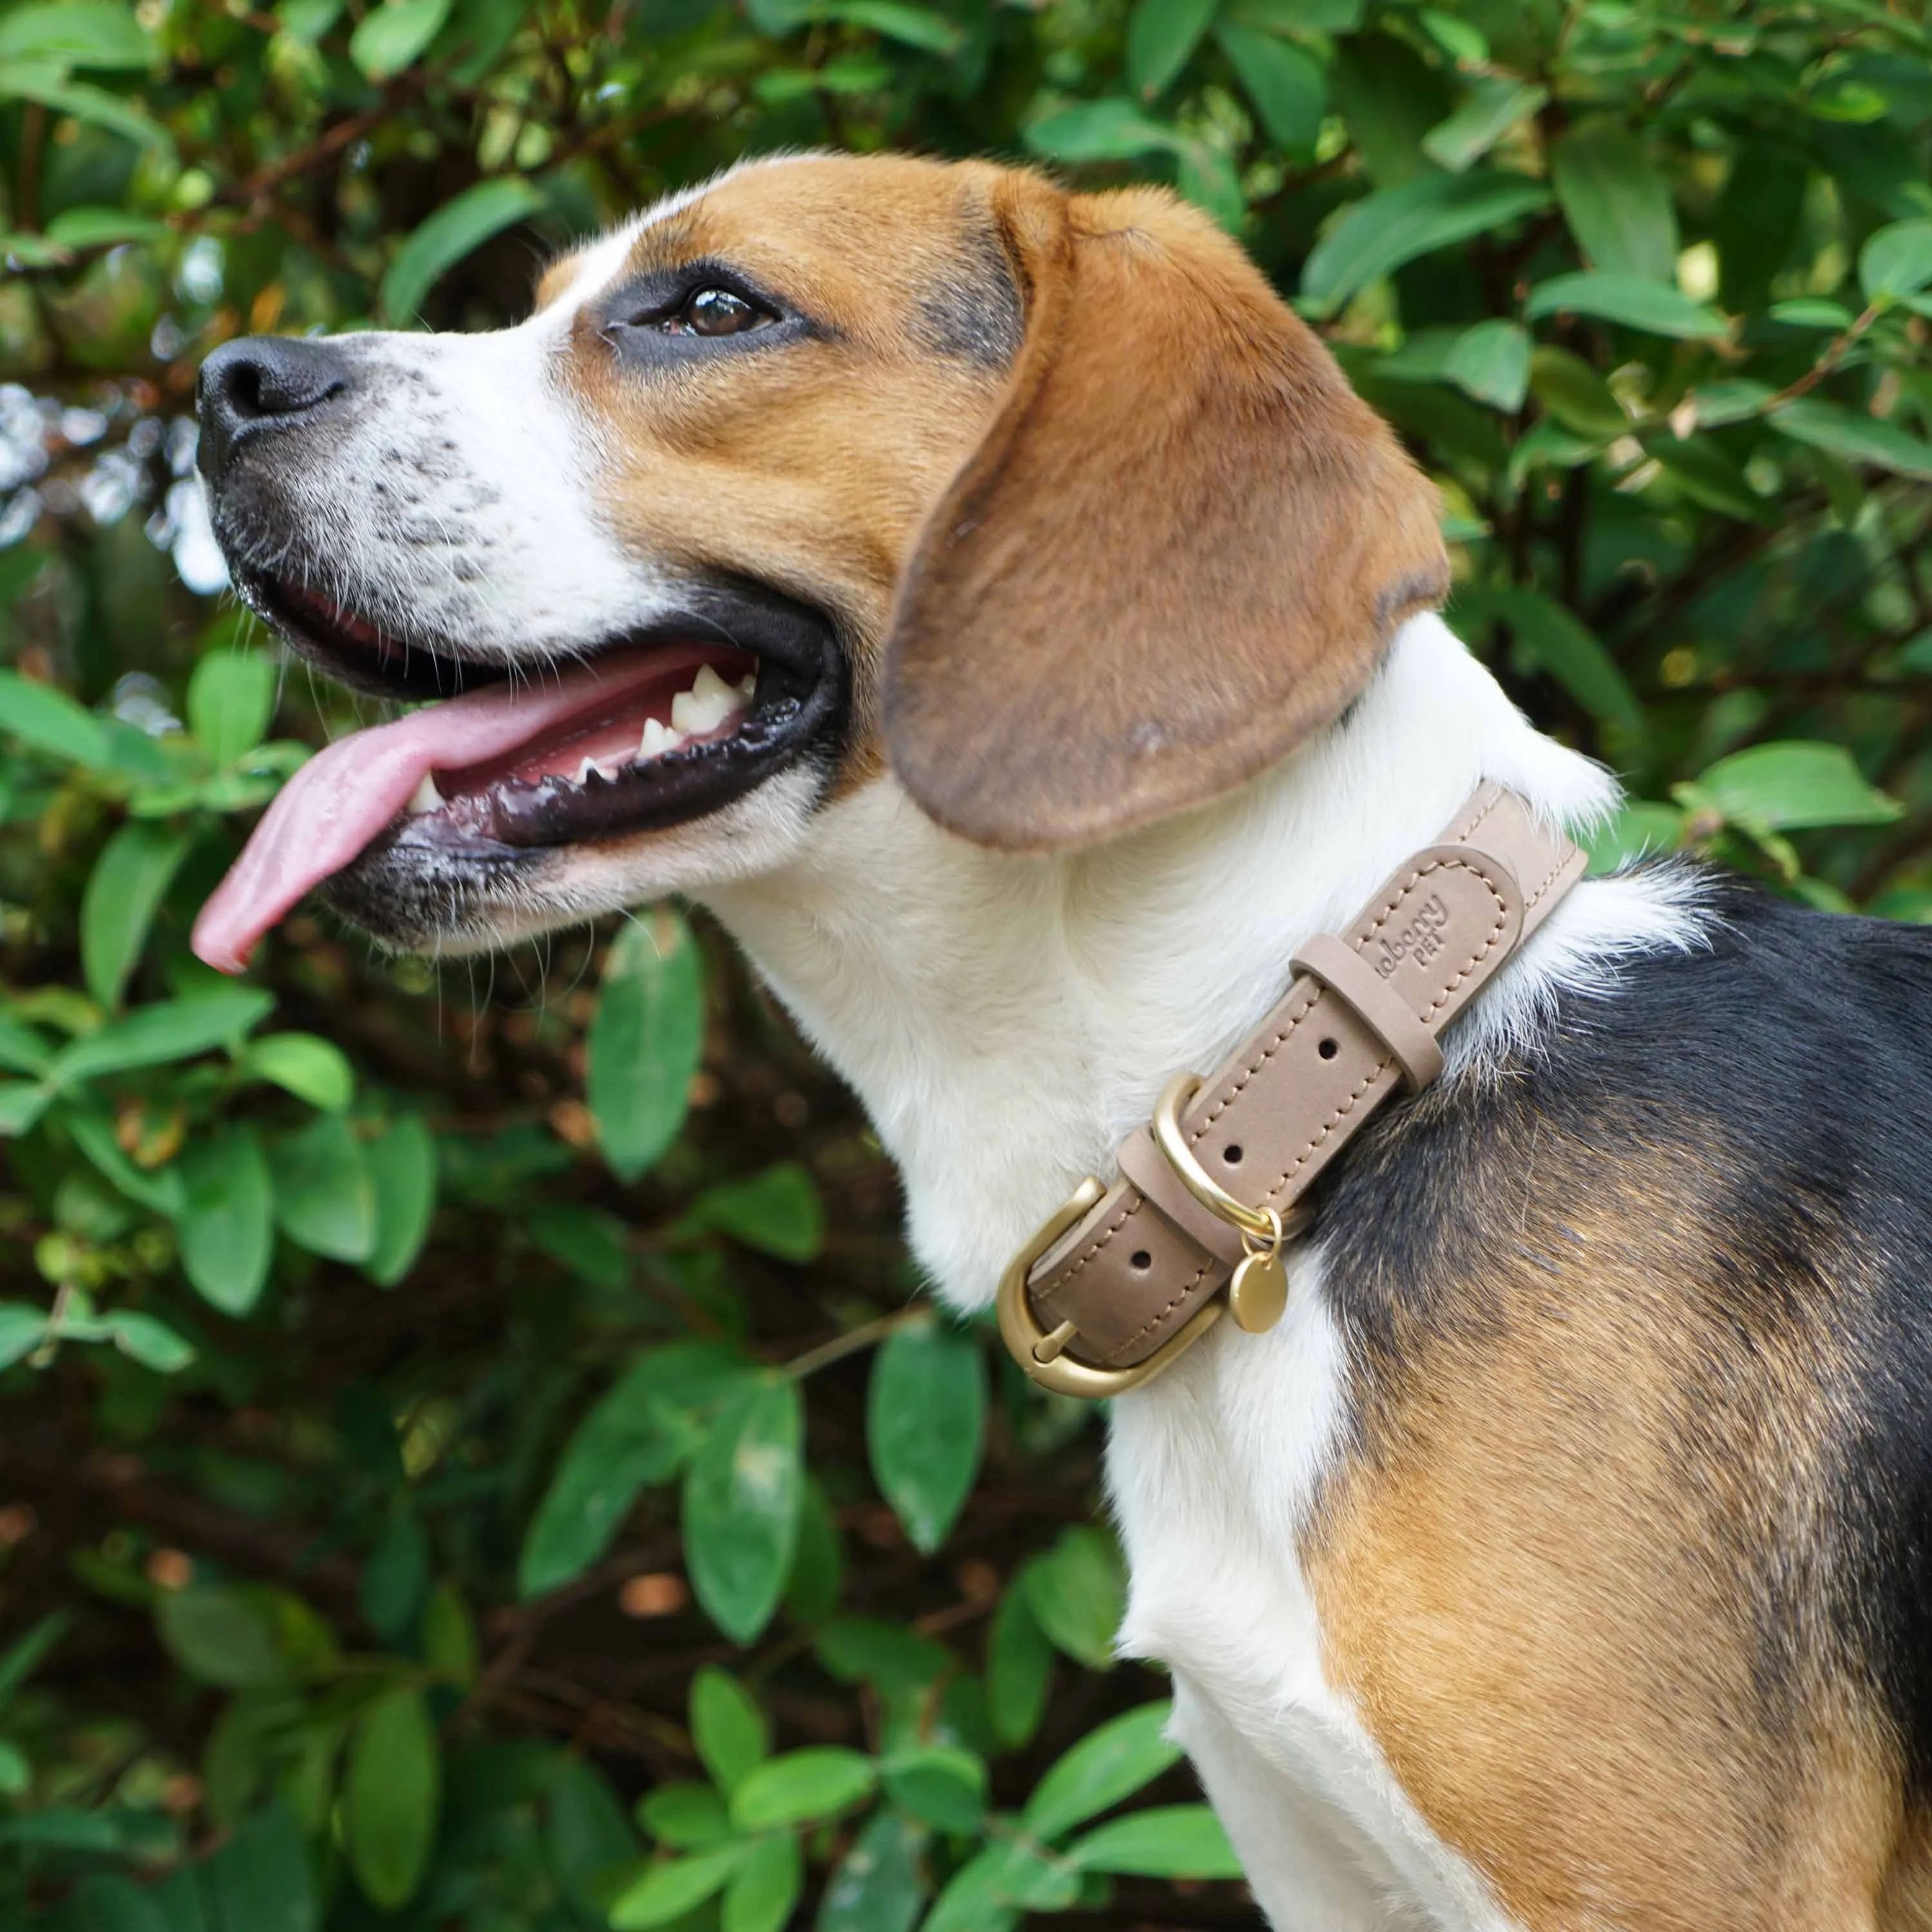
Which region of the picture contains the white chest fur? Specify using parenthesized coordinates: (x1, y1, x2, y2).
(1108, 1284, 1523, 1931)
(701, 615, 1705, 1931)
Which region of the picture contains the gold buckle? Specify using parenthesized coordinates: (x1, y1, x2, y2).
(1150, 1072, 1300, 1335)
(996, 1176, 1226, 1399)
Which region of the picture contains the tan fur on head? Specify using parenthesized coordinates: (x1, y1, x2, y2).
(884, 171, 1450, 851)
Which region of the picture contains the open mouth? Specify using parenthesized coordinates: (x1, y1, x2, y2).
(193, 569, 846, 972)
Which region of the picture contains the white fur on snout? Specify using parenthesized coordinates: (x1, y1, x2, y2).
(260, 238, 662, 674)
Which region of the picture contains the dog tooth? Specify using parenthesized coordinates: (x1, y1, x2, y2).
(406, 772, 443, 815)
(638, 717, 682, 761)
(692, 663, 737, 708)
(671, 685, 734, 736)
(737, 671, 757, 697)
(574, 757, 596, 786)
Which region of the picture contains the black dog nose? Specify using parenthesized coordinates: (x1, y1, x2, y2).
(197, 336, 352, 480)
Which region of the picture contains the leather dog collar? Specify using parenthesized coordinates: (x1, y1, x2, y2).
(998, 784, 1587, 1399)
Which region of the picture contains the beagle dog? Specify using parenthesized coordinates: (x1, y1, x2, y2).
(189, 153, 1932, 1931)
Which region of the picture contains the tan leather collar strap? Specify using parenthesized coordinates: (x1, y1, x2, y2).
(998, 785, 1586, 1397)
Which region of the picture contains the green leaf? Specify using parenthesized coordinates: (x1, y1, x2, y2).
(0, 71, 173, 151)
(80, 822, 191, 1011)
(723, 1832, 803, 1932)
(56, 1875, 168, 1932)
(1066, 1803, 1243, 1877)
(0, 1611, 68, 1712)
(610, 1846, 748, 1930)
(1126, 0, 1218, 101)
(684, 1377, 804, 1643)
(783, 1473, 843, 1625)
(1549, 124, 1678, 283)
(203, 1802, 317, 1932)
(1768, 399, 1932, 481)
(361, 1502, 429, 1638)
(547, 1756, 637, 1912)
(1526, 272, 1727, 339)
(366, 1112, 437, 1286)
(0, 233, 66, 267)
(1023, 1700, 1180, 1841)
(380, 173, 544, 321)
(1329, 33, 1451, 188)
(0, 1015, 53, 1077)
(157, 1587, 287, 1690)
(268, 1114, 375, 1264)
(518, 1363, 692, 1599)
(420, 1580, 478, 1686)
(1861, 218, 1932, 304)
(343, 1687, 440, 1911)
(1650, 435, 1774, 523)
(0, 1807, 127, 1852)
(825, 0, 961, 52)
(1528, 345, 1627, 439)
(690, 1666, 769, 1794)
(1024, 98, 1181, 164)
(59, 1103, 184, 1217)
(187, 652, 276, 766)
(1023, 1526, 1126, 1672)
(1770, 298, 1856, 330)
(241, 1033, 354, 1112)
(103, 1309, 195, 1372)
(920, 1839, 1072, 1931)
(0, 668, 114, 768)
(881, 1745, 985, 1833)
(1226, 0, 1356, 22)
(588, 909, 706, 1182)
(528, 1200, 630, 1290)
(1302, 171, 1553, 316)
(1171, 138, 1244, 232)
(730, 1747, 876, 1832)
(1482, 588, 1645, 737)
(1214, 22, 1323, 153)
(0, 1, 154, 70)
(278, 0, 343, 40)
(1690, 741, 1902, 833)
(1583, 801, 1683, 875)
(44, 206, 167, 248)
(818, 1809, 929, 1932)
(815, 1615, 952, 1696)
(50, 988, 274, 1086)
(0, 1084, 50, 1138)
(0, 1304, 50, 1371)
(638, 1781, 732, 1848)
(1421, 78, 1548, 173)
(1443, 319, 1530, 412)
(349, 0, 451, 77)
(866, 1316, 983, 1554)
(985, 1583, 1054, 1750)
(689, 1161, 824, 1262)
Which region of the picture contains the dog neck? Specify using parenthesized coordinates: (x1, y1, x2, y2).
(701, 613, 1661, 1316)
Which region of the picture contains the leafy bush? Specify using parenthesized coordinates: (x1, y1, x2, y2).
(2, 0, 1930, 1924)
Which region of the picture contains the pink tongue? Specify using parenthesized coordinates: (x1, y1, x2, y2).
(193, 656, 667, 974)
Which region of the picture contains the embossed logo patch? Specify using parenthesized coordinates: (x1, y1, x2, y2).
(1373, 893, 1450, 978)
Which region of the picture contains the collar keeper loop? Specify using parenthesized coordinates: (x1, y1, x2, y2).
(1291, 933, 1446, 1092)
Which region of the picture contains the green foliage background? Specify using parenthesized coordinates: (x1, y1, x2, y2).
(1, 0, 1930, 1923)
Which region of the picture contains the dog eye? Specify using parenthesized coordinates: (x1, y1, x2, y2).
(664, 287, 768, 337)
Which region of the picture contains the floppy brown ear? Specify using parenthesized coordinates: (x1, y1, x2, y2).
(882, 174, 1450, 851)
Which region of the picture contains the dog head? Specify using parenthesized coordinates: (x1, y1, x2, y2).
(190, 152, 1447, 970)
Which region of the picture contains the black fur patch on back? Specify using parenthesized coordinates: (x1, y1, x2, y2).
(1312, 877, 1932, 1794)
